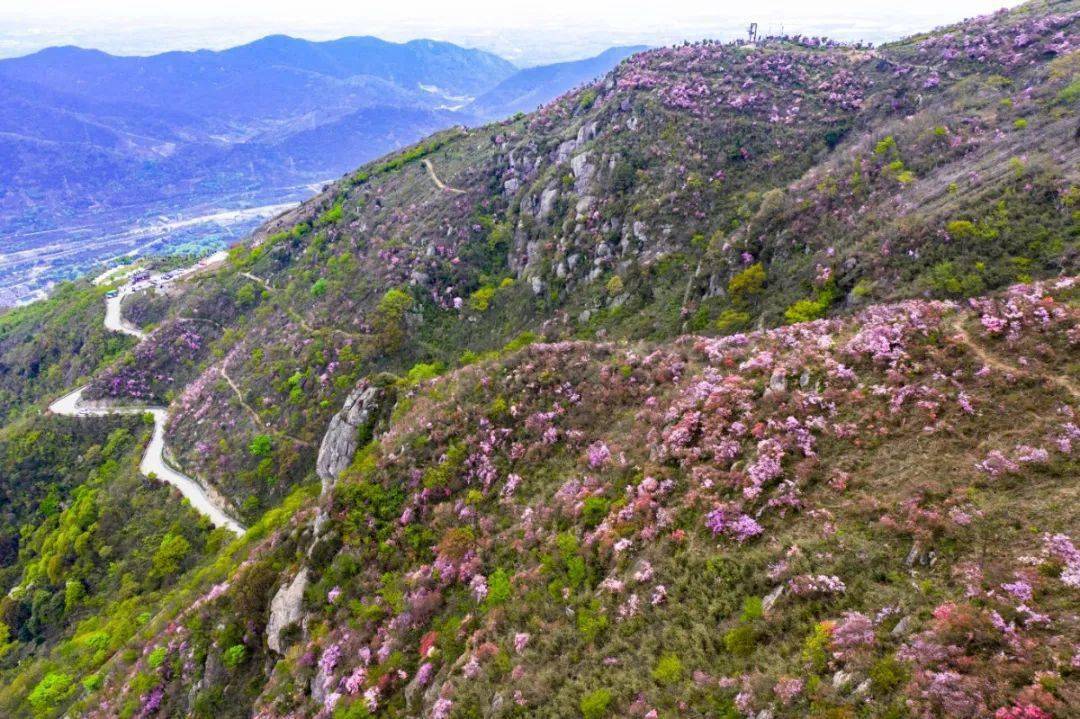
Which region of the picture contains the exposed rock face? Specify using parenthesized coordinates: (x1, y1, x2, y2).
(188, 645, 224, 708)
(539, 186, 559, 219)
(266, 568, 308, 654)
(576, 121, 599, 145)
(570, 152, 595, 193)
(316, 378, 395, 495)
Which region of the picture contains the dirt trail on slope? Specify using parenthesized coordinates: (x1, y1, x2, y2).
(949, 316, 1080, 402)
(422, 158, 466, 194)
(220, 366, 263, 427)
(218, 364, 314, 448)
(240, 272, 367, 342)
(240, 271, 274, 291)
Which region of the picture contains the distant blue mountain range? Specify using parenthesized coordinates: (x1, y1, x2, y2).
(468, 46, 647, 118)
(0, 35, 646, 275)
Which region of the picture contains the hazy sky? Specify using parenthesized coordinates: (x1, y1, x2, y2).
(0, 0, 1023, 64)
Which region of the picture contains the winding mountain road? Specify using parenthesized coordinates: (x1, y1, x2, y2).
(48, 253, 244, 535)
(105, 288, 146, 339)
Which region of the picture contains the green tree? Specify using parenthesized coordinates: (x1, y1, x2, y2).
(151, 533, 191, 578)
(372, 288, 413, 352)
(63, 579, 85, 613)
(28, 672, 72, 714)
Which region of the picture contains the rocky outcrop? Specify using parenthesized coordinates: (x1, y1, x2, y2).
(570, 151, 595, 193)
(266, 568, 308, 654)
(315, 377, 396, 494)
(539, 185, 559, 219)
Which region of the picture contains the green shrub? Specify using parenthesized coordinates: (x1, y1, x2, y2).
(151, 532, 191, 577)
(236, 283, 258, 306)
(311, 278, 328, 297)
(1058, 77, 1080, 104)
(851, 279, 874, 299)
(740, 596, 764, 622)
(193, 687, 226, 718)
(946, 220, 976, 239)
(64, 578, 85, 612)
(728, 263, 766, 305)
(28, 672, 72, 713)
(485, 569, 511, 607)
(147, 646, 167, 669)
(469, 285, 496, 312)
(372, 288, 414, 352)
(724, 624, 757, 657)
(715, 309, 750, 333)
(334, 699, 373, 719)
(318, 203, 343, 225)
(487, 396, 508, 419)
(869, 657, 909, 694)
(221, 643, 247, 669)
(652, 652, 684, 685)
(579, 688, 612, 719)
(578, 88, 599, 111)
(421, 444, 466, 490)
(874, 135, 897, 156)
(802, 621, 833, 672)
(503, 331, 539, 353)
(249, 434, 272, 457)
(404, 361, 443, 386)
(581, 496, 610, 528)
(577, 600, 608, 642)
(784, 298, 828, 324)
(927, 261, 985, 297)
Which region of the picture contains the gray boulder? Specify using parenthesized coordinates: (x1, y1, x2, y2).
(570, 152, 595, 193)
(266, 568, 308, 654)
(540, 186, 559, 219)
(316, 378, 395, 495)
